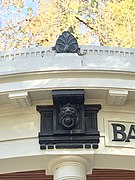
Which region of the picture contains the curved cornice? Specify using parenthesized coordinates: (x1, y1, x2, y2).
(0, 46, 135, 107)
(0, 46, 135, 76)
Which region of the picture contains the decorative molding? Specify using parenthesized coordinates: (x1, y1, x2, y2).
(9, 91, 32, 108)
(106, 89, 128, 105)
(0, 47, 55, 61)
(0, 45, 134, 61)
(37, 89, 101, 149)
(54, 31, 79, 53)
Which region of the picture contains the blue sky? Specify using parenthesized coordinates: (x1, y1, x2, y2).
(0, 0, 39, 28)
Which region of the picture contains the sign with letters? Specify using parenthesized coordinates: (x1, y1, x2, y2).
(112, 123, 135, 142)
(105, 120, 135, 148)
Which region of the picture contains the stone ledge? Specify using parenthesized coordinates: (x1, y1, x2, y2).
(0, 46, 134, 61)
(0, 45, 135, 76)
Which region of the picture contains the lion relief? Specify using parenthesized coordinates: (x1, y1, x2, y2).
(58, 103, 79, 130)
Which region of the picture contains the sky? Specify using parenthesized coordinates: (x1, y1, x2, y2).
(0, 0, 38, 28)
(0, 0, 101, 50)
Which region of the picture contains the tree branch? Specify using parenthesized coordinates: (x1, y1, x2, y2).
(75, 16, 94, 30)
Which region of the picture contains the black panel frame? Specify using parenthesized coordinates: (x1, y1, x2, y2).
(37, 90, 101, 149)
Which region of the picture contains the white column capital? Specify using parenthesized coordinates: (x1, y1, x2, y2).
(47, 155, 92, 180)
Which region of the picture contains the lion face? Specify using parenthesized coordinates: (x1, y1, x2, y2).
(59, 103, 78, 130)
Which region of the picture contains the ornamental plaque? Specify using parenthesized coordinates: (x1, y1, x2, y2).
(37, 90, 101, 149)
(54, 31, 79, 53)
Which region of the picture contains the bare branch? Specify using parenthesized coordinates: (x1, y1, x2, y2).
(75, 16, 94, 30)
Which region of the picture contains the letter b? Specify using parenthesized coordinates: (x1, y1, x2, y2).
(112, 123, 126, 141)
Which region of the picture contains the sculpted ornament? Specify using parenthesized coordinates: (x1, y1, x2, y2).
(54, 31, 79, 53)
(58, 103, 78, 130)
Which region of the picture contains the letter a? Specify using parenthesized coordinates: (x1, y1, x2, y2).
(125, 125, 135, 142)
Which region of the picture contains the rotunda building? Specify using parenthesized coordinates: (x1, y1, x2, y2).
(0, 32, 135, 179)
